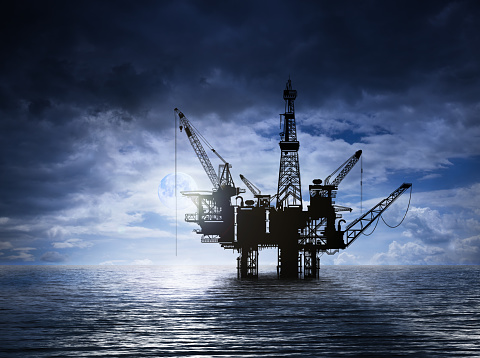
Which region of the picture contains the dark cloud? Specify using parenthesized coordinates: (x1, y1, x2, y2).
(2, 0, 478, 121)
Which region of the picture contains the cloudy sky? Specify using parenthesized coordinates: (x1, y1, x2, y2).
(1, 0, 479, 266)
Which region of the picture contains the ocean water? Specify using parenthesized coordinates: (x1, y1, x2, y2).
(0, 265, 479, 357)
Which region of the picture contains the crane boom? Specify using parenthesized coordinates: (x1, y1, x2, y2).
(325, 150, 362, 186)
(239, 174, 261, 196)
(343, 183, 412, 248)
(175, 108, 219, 189)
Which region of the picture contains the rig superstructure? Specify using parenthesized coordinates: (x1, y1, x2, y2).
(174, 79, 411, 278)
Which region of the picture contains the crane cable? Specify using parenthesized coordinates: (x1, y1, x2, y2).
(188, 119, 215, 152)
(361, 184, 413, 236)
(381, 184, 413, 228)
(359, 151, 411, 234)
(362, 216, 381, 236)
(174, 110, 178, 256)
(360, 155, 363, 214)
(188, 118, 228, 164)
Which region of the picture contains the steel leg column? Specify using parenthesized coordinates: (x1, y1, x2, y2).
(304, 248, 318, 278)
(278, 246, 299, 278)
(240, 246, 258, 278)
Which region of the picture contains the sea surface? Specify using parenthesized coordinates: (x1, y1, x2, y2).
(0, 265, 479, 357)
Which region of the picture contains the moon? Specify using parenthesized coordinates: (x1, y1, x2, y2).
(158, 172, 198, 210)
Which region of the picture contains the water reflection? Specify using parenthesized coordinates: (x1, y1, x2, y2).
(0, 265, 478, 357)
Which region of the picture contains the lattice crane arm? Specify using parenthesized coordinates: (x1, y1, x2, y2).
(175, 108, 219, 189)
(325, 150, 362, 186)
(239, 174, 261, 196)
(343, 183, 412, 248)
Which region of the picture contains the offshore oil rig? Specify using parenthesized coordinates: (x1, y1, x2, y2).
(175, 79, 411, 278)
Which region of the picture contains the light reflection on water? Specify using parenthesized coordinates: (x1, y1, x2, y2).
(0, 265, 479, 357)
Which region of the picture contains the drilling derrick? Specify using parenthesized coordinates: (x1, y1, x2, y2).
(271, 78, 304, 278)
(175, 79, 411, 279)
(277, 78, 302, 210)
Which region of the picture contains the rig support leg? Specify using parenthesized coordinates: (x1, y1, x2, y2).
(278, 245, 300, 279)
(240, 246, 258, 278)
(304, 248, 318, 278)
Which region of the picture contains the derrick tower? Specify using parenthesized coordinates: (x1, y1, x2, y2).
(276, 78, 302, 210)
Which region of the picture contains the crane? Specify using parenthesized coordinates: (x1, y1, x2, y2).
(239, 174, 261, 196)
(343, 183, 412, 248)
(174, 108, 234, 189)
(303, 150, 361, 251)
(175, 108, 242, 245)
(311, 149, 362, 202)
(325, 150, 362, 187)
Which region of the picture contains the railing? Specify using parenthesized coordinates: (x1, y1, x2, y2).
(201, 235, 220, 243)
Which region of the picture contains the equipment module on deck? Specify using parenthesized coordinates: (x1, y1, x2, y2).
(175, 79, 411, 279)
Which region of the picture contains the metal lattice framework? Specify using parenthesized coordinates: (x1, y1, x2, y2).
(276, 79, 302, 210)
(325, 150, 362, 186)
(300, 217, 327, 245)
(277, 151, 302, 208)
(184, 193, 222, 222)
(237, 247, 258, 278)
(201, 235, 220, 243)
(175, 108, 219, 189)
(344, 183, 412, 247)
(239, 174, 261, 196)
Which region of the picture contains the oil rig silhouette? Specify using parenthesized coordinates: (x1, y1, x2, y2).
(175, 79, 411, 278)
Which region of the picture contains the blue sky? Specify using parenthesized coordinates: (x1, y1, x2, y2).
(1, 0, 479, 266)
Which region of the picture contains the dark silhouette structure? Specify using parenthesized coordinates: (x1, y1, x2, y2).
(175, 79, 411, 278)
